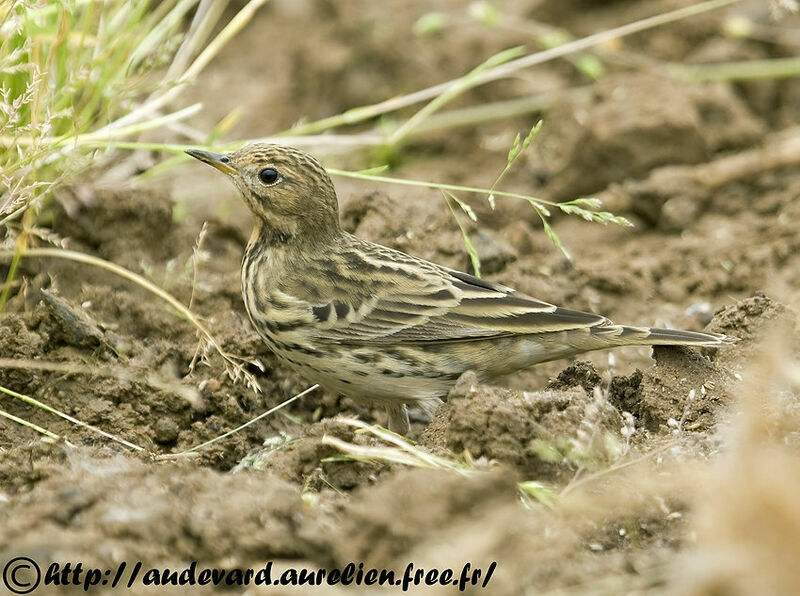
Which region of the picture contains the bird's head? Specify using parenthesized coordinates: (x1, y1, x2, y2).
(186, 143, 340, 244)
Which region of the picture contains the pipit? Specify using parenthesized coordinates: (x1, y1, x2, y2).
(187, 144, 732, 434)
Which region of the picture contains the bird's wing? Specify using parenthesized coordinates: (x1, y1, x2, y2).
(296, 238, 612, 345)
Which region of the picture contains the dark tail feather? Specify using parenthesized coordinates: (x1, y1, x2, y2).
(592, 324, 736, 347)
(642, 326, 734, 346)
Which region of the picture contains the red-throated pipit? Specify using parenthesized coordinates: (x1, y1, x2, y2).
(187, 144, 732, 434)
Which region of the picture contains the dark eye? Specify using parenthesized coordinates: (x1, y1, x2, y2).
(258, 167, 280, 185)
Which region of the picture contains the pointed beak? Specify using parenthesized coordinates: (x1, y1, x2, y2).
(185, 149, 237, 176)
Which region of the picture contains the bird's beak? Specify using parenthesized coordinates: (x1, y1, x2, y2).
(185, 149, 237, 176)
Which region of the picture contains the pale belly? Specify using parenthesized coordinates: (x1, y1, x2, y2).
(260, 329, 582, 407)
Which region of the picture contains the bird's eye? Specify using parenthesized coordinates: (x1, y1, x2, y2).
(258, 167, 280, 185)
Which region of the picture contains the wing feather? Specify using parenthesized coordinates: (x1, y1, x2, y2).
(298, 236, 610, 345)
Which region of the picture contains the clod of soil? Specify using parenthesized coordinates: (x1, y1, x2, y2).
(536, 73, 763, 200)
(637, 293, 795, 433)
(422, 370, 624, 481)
(0, 451, 334, 572)
(235, 418, 389, 490)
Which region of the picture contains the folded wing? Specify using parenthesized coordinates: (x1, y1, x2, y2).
(304, 238, 612, 345)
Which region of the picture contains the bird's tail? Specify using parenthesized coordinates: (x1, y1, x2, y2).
(591, 324, 735, 347)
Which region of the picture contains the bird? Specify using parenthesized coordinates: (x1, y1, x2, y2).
(186, 143, 733, 434)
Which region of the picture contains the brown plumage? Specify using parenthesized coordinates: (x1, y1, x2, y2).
(187, 144, 734, 434)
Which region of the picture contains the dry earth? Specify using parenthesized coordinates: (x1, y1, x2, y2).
(2, 1, 800, 594)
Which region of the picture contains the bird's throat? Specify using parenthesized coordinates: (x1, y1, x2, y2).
(249, 207, 342, 253)
(249, 216, 293, 247)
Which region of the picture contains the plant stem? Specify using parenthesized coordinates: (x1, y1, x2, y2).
(0, 247, 235, 367)
(672, 55, 800, 81)
(179, 384, 318, 453)
(0, 383, 144, 451)
(327, 168, 561, 206)
(0, 407, 69, 444)
(280, 0, 744, 137)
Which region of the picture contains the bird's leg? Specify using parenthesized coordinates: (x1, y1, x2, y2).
(386, 403, 410, 435)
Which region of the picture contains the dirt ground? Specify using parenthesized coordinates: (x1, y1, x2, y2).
(2, 0, 800, 593)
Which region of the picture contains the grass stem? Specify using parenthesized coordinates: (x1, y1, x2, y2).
(179, 384, 319, 454)
(0, 383, 144, 451)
